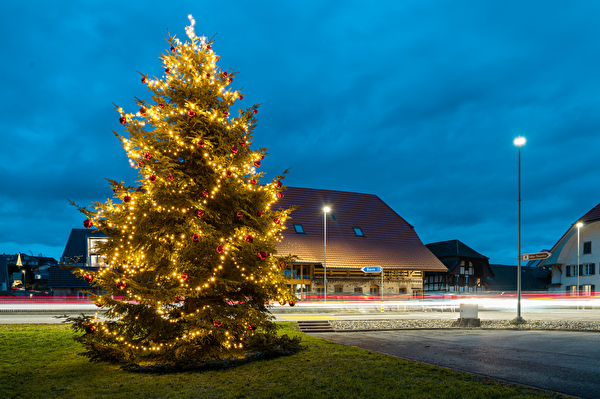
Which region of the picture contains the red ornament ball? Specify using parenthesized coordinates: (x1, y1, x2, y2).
(149, 175, 157, 183)
(83, 274, 94, 283)
(180, 272, 189, 282)
(141, 77, 146, 84)
(207, 45, 212, 50)
(170, 45, 175, 52)
(123, 195, 132, 204)
(276, 181, 283, 188)
(138, 161, 145, 168)
(258, 251, 267, 260)
(202, 190, 209, 197)
(254, 160, 261, 167)
(188, 110, 196, 118)
(191, 234, 200, 242)
(223, 71, 228, 77)
(248, 323, 256, 331)
(85, 325, 96, 334)
(250, 178, 257, 185)
(289, 301, 295, 307)
(159, 103, 165, 109)
(257, 211, 264, 217)
(236, 212, 243, 218)
(239, 95, 243, 101)
(228, 77, 233, 83)
(274, 217, 281, 224)
(165, 67, 170, 74)
(95, 301, 102, 308)
(144, 152, 152, 160)
(119, 116, 127, 125)
(224, 111, 229, 116)
(253, 109, 258, 114)
(226, 170, 232, 177)
(116, 280, 127, 290)
(216, 245, 224, 254)
(113, 188, 119, 194)
(167, 174, 174, 181)
(213, 319, 222, 327)
(245, 234, 254, 243)
(231, 145, 238, 154)
(206, 73, 211, 78)
(239, 140, 246, 147)
(139, 107, 146, 115)
(198, 140, 205, 147)
(277, 192, 284, 199)
(197, 210, 205, 217)
(83, 219, 93, 229)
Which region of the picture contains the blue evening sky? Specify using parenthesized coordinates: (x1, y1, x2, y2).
(2, 1, 600, 264)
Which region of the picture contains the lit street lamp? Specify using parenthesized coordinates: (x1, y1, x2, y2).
(323, 206, 330, 303)
(514, 136, 526, 323)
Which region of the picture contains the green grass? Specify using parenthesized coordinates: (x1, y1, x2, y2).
(0, 323, 569, 399)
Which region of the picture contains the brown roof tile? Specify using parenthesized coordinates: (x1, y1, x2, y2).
(274, 187, 447, 271)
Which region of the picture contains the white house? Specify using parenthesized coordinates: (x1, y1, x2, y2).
(538, 203, 600, 295)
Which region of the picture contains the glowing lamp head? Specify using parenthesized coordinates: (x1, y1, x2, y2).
(513, 137, 526, 147)
(576, 222, 584, 228)
(323, 206, 330, 213)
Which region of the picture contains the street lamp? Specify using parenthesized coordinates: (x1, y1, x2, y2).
(514, 136, 526, 323)
(576, 222, 583, 308)
(323, 206, 330, 304)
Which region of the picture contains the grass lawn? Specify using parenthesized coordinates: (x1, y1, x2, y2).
(0, 322, 569, 399)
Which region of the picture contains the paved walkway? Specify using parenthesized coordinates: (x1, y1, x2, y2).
(309, 329, 600, 399)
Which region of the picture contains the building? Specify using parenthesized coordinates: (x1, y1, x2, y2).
(484, 264, 548, 292)
(538, 202, 600, 295)
(51, 228, 108, 296)
(274, 187, 447, 297)
(424, 240, 495, 293)
(0, 253, 57, 293)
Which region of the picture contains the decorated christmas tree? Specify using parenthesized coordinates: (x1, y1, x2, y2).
(68, 15, 298, 370)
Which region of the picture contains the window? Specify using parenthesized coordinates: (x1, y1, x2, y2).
(566, 265, 571, 277)
(354, 287, 363, 294)
(468, 267, 474, 275)
(293, 224, 305, 234)
(571, 265, 578, 277)
(353, 227, 364, 237)
(584, 241, 592, 254)
(399, 288, 406, 294)
(316, 285, 324, 294)
(459, 266, 465, 275)
(369, 285, 379, 295)
(334, 285, 343, 293)
(583, 263, 596, 276)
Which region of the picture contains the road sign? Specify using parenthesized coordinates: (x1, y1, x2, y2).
(361, 266, 382, 273)
(521, 252, 551, 261)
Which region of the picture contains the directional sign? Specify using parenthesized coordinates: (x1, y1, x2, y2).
(361, 266, 382, 273)
(521, 252, 551, 261)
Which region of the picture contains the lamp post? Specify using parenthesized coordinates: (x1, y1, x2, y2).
(576, 222, 583, 308)
(323, 206, 330, 304)
(514, 136, 526, 323)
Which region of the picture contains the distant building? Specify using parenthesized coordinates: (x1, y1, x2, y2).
(424, 240, 495, 293)
(0, 253, 57, 293)
(538, 202, 600, 295)
(275, 187, 447, 297)
(51, 229, 108, 296)
(485, 264, 549, 292)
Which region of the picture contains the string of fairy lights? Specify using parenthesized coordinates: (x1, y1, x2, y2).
(79, 14, 292, 352)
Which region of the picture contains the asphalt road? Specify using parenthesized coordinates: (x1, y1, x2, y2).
(311, 329, 600, 399)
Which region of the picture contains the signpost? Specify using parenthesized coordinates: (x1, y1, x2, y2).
(361, 266, 384, 312)
(521, 252, 551, 261)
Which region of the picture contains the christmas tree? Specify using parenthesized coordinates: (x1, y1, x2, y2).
(68, 15, 299, 370)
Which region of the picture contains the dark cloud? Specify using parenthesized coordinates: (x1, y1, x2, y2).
(2, 1, 600, 263)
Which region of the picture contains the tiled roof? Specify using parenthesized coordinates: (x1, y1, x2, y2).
(47, 265, 99, 288)
(425, 240, 489, 260)
(274, 187, 447, 271)
(577, 202, 600, 223)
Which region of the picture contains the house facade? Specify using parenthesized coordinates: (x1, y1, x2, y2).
(538, 203, 600, 295)
(424, 240, 495, 293)
(274, 187, 447, 297)
(53, 229, 109, 296)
